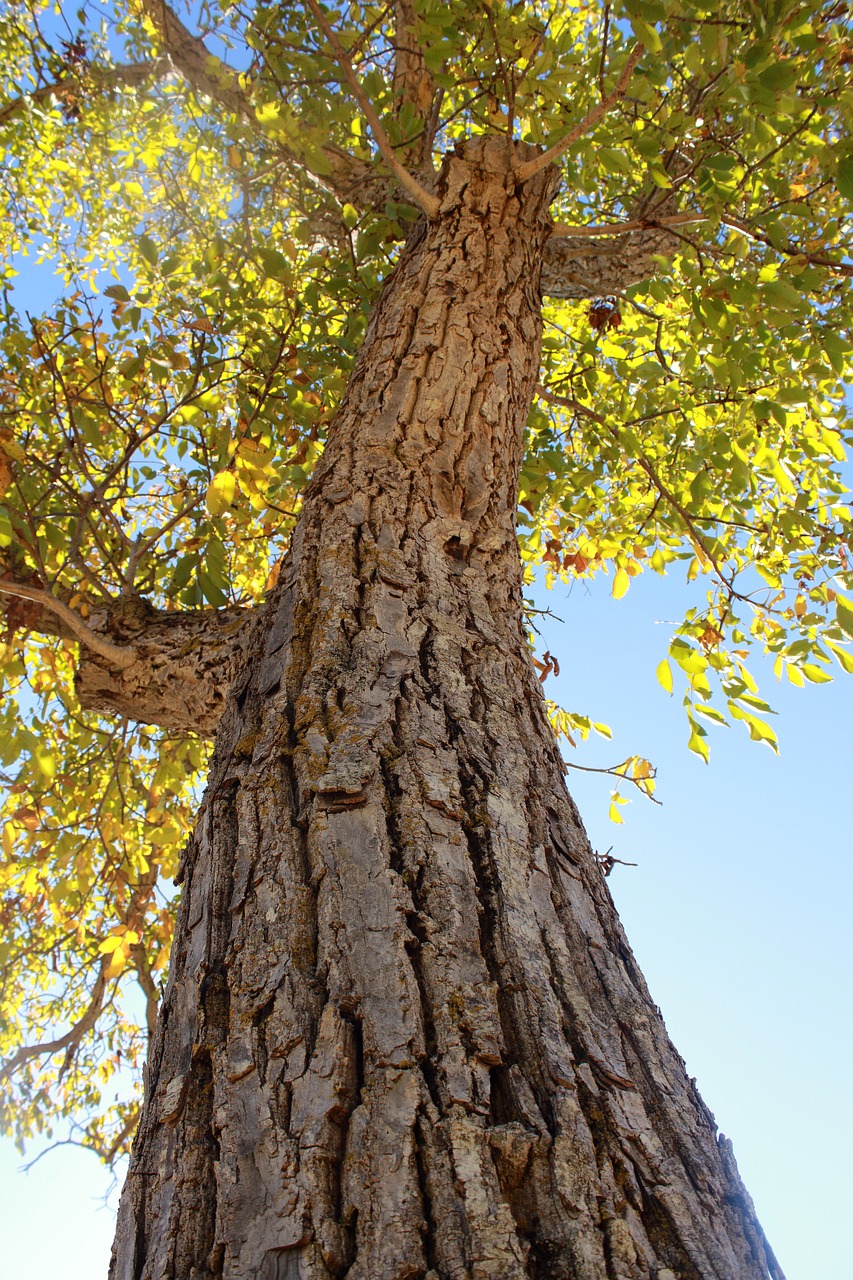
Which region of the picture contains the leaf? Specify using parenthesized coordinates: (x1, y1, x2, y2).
(35, 749, 55, 779)
(836, 597, 853, 640)
(687, 720, 710, 763)
(206, 471, 237, 516)
(104, 284, 130, 302)
(656, 659, 673, 694)
(801, 663, 832, 684)
(612, 567, 630, 600)
(826, 640, 853, 674)
(138, 234, 158, 266)
(608, 795, 626, 824)
(837, 156, 853, 202)
(257, 247, 291, 279)
(103, 946, 127, 979)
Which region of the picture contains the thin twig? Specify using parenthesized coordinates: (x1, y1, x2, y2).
(515, 42, 644, 182)
(304, 0, 440, 218)
(123, 493, 203, 592)
(564, 761, 661, 804)
(0, 581, 134, 668)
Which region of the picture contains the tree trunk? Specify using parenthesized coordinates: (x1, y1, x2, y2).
(110, 139, 782, 1280)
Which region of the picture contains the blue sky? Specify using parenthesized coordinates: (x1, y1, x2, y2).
(2, 560, 851, 1279)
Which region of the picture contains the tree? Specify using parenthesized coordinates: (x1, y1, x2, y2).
(0, 0, 851, 1273)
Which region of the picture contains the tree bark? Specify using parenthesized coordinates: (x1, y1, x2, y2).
(110, 139, 782, 1280)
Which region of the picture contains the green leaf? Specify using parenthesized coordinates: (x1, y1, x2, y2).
(257, 247, 291, 279)
(836, 597, 853, 640)
(836, 156, 853, 202)
(139, 234, 159, 266)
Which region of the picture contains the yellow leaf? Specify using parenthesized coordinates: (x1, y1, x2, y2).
(104, 946, 126, 979)
(612, 567, 630, 600)
(0, 431, 26, 461)
(206, 470, 237, 516)
(35, 750, 55, 780)
(656, 659, 673, 693)
(687, 724, 710, 763)
(802, 662, 832, 684)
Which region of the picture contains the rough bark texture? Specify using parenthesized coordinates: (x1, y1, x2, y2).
(110, 139, 782, 1280)
(0, 586, 251, 735)
(540, 224, 683, 301)
(74, 597, 252, 737)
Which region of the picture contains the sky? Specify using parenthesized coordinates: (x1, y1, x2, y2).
(1, 561, 851, 1279)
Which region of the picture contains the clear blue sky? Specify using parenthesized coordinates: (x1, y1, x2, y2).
(2, 562, 851, 1279)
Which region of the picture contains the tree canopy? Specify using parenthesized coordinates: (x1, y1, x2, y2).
(0, 0, 850, 1165)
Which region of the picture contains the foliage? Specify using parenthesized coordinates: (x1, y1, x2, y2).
(0, 0, 850, 1158)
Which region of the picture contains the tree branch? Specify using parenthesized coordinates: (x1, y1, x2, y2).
(0, 61, 161, 129)
(549, 211, 853, 276)
(138, 0, 251, 117)
(138, 0, 382, 209)
(0, 580, 134, 668)
(551, 212, 704, 240)
(72, 598, 255, 736)
(515, 43, 644, 182)
(304, 0, 440, 218)
(393, 0, 437, 171)
(0, 960, 109, 1084)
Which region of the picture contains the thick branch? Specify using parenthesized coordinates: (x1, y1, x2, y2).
(551, 211, 853, 277)
(393, 0, 437, 170)
(541, 219, 681, 299)
(0, 960, 108, 1084)
(73, 597, 256, 736)
(1, 584, 255, 735)
(138, 0, 382, 209)
(138, 0, 251, 117)
(0, 61, 160, 129)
